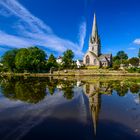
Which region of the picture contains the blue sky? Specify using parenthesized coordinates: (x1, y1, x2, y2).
(0, 0, 140, 59)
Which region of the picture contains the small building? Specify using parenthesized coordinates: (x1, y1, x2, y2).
(83, 13, 112, 67)
(56, 56, 63, 64)
(76, 60, 83, 68)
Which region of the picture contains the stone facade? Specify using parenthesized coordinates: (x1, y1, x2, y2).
(83, 13, 112, 67)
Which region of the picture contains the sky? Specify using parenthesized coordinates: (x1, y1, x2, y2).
(0, 0, 140, 59)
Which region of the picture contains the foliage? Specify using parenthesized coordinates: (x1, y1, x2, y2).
(112, 51, 129, 70)
(47, 54, 58, 71)
(61, 81, 74, 100)
(112, 59, 121, 70)
(138, 48, 140, 58)
(130, 83, 140, 93)
(0, 77, 46, 104)
(116, 51, 128, 60)
(1, 49, 18, 72)
(62, 49, 74, 69)
(127, 67, 140, 73)
(129, 57, 139, 67)
(15, 47, 46, 72)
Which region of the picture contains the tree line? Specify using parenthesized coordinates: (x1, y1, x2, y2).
(112, 49, 140, 70)
(0, 46, 75, 73)
(1, 46, 140, 73)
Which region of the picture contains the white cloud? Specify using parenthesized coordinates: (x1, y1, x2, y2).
(0, 0, 52, 33)
(79, 21, 86, 49)
(0, 31, 34, 48)
(128, 47, 136, 50)
(133, 39, 140, 45)
(0, 0, 86, 58)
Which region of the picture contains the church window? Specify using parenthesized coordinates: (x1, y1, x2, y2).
(94, 59, 97, 65)
(86, 55, 90, 64)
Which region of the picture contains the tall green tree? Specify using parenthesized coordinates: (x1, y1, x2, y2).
(116, 51, 128, 60)
(62, 49, 74, 69)
(112, 51, 128, 69)
(15, 47, 46, 72)
(138, 48, 140, 58)
(47, 54, 58, 70)
(1, 49, 18, 72)
(15, 48, 30, 72)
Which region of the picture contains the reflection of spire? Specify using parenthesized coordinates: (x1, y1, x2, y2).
(89, 93, 101, 136)
(83, 82, 112, 135)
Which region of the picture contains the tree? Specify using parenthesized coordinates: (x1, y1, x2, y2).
(129, 57, 139, 67)
(15, 47, 46, 72)
(116, 51, 128, 60)
(15, 48, 30, 72)
(47, 54, 58, 70)
(112, 51, 128, 69)
(138, 48, 140, 58)
(1, 49, 18, 72)
(62, 49, 74, 69)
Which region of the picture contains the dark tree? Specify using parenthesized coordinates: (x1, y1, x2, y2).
(138, 48, 140, 58)
(116, 51, 128, 60)
(62, 49, 74, 69)
(47, 54, 58, 70)
(129, 57, 139, 67)
(15, 47, 46, 72)
(1, 49, 18, 72)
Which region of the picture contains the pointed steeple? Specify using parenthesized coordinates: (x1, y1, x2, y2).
(92, 13, 98, 40)
(89, 13, 101, 56)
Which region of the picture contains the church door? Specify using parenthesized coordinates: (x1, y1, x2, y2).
(86, 55, 90, 65)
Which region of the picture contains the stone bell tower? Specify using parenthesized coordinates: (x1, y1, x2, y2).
(89, 13, 101, 57)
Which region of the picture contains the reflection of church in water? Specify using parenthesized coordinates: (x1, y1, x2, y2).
(83, 81, 112, 135)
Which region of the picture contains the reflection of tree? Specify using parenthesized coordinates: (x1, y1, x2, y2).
(85, 84, 90, 94)
(130, 84, 140, 94)
(116, 85, 128, 96)
(0, 77, 47, 104)
(111, 81, 128, 96)
(61, 81, 74, 100)
(47, 79, 58, 95)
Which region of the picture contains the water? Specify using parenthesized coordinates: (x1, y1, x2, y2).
(0, 76, 140, 140)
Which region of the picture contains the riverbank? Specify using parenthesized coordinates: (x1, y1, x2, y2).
(1, 69, 140, 77)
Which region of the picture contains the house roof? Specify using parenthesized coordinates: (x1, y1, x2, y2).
(99, 54, 112, 63)
(99, 54, 112, 58)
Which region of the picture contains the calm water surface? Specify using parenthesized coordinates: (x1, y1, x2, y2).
(0, 76, 140, 140)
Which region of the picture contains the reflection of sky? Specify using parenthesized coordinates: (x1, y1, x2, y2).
(0, 83, 140, 139)
(100, 91, 140, 135)
(0, 87, 90, 140)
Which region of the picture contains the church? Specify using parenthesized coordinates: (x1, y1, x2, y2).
(83, 14, 112, 67)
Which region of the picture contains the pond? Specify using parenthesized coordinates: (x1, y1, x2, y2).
(0, 76, 140, 140)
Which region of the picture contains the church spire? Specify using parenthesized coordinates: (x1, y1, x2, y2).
(92, 13, 98, 40)
(89, 13, 101, 56)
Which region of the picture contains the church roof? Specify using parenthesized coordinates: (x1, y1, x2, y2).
(99, 54, 112, 62)
(99, 54, 112, 58)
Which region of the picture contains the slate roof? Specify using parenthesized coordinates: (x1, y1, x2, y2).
(99, 54, 112, 62)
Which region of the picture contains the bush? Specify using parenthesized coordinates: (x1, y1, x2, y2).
(127, 67, 140, 73)
(113, 65, 120, 70)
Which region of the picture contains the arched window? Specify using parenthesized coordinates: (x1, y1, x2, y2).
(94, 59, 97, 65)
(86, 55, 90, 64)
